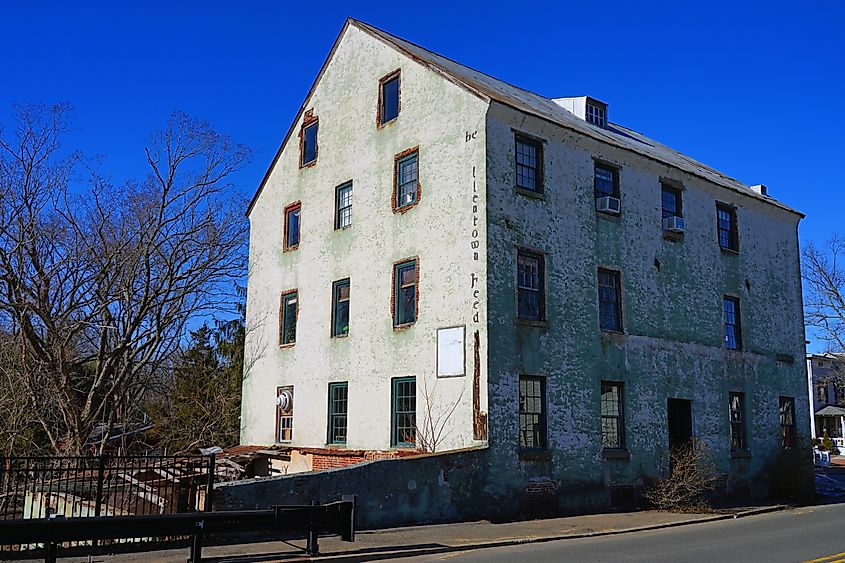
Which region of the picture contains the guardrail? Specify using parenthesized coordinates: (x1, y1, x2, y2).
(0, 497, 355, 563)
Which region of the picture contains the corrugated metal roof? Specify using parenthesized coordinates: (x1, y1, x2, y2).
(351, 19, 802, 217)
(247, 19, 802, 218)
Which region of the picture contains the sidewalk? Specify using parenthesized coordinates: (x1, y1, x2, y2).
(8, 506, 785, 563)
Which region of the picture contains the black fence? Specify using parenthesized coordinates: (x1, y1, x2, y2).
(0, 499, 356, 563)
(0, 454, 215, 552)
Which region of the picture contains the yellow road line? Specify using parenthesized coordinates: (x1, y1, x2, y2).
(804, 552, 845, 563)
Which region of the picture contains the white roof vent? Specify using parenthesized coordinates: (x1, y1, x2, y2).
(750, 184, 768, 197)
(552, 96, 608, 128)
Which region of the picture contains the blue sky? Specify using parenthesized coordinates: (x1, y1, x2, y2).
(2, 1, 842, 347)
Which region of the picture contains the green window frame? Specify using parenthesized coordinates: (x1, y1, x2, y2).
(335, 182, 352, 229)
(327, 382, 348, 445)
(280, 290, 297, 345)
(391, 377, 416, 447)
(393, 259, 418, 327)
(395, 151, 419, 209)
(519, 375, 546, 450)
(331, 278, 350, 337)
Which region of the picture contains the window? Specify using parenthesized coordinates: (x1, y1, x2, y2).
(598, 268, 622, 332)
(276, 386, 293, 442)
(393, 259, 418, 327)
(378, 70, 400, 125)
(716, 203, 739, 252)
(394, 149, 419, 210)
(391, 377, 416, 447)
(817, 384, 829, 404)
(517, 251, 545, 321)
(723, 296, 742, 350)
(594, 162, 619, 201)
(519, 376, 546, 449)
(284, 202, 301, 251)
(779, 396, 796, 449)
(601, 382, 625, 450)
(729, 392, 747, 450)
(515, 135, 543, 193)
(327, 382, 348, 445)
(280, 290, 298, 345)
(586, 102, 607, 128)
(331, 279, 350, 337)
(300, 119, 318, 167)
(335, 182, 352, 229)
(661, 184, 683, 220)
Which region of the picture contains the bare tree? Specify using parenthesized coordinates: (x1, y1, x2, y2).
(415, 377, 465, 453)
(0, 104, 250, 454)
(804, 235, 845, 353)
(645, 439, 719, 512)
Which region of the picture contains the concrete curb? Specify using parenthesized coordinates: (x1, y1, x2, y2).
(302, 505, 788, 562)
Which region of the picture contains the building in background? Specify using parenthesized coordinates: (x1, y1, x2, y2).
(807, 353, 845, 448)
(240, 19, 813, 513)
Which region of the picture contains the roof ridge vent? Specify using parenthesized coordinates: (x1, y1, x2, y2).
(552, 96, 608, 128)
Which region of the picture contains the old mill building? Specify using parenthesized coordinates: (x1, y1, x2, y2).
(240, 19, 812, 511)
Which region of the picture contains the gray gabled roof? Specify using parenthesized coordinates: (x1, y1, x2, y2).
(816, 405, 845, 417)
(247, 18, 803, 218)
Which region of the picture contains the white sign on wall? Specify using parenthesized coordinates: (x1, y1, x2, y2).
(437, 326, 465, 377)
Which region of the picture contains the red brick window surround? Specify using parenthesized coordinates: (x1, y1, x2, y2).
(283, 201, 301, 252)
(299, 110, 318, 168)
(393, 147, 420, 213)
(377, 69, 401, 127)
(392, 257, 419, 329)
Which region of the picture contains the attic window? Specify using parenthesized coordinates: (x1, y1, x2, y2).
(300, 118, 318, 167)
(378, 70, 401, 125)
(586, 102, 607, 128)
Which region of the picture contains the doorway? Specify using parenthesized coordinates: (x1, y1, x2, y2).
(667, 398, 693, 450)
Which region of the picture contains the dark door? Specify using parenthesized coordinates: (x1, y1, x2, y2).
(667, 398, 693, 450)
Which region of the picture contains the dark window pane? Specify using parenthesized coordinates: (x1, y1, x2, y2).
(303, 123, 317, 164)
(723, 297, 741, 349)
(595, 165, 616, 199)
(281, 293, 297, 345)
(332, 279, 350, 336)
(662, 186, 681, 220)
(717, 205, 738, 251)
(517, 252, 543, 321)
(381, 76, 400, 123)
(394, 261, 417, 326)
(515, 136, 542, 192)
(397, 153, 418, 208)
(286, 207, 300, 248)
(598, 269, 622, 332)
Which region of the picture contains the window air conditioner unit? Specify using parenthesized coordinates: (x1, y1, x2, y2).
(596, 196, 621, 215)
(663, 216, 685, 233)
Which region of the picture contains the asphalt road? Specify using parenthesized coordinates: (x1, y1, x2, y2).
(397, 503, 845, 563)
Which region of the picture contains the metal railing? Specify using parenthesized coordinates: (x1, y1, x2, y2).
(0, 454, 215, 552)
(0, 498, 356, 563)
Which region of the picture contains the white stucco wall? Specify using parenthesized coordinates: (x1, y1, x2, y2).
(241, 26, 489, 451)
